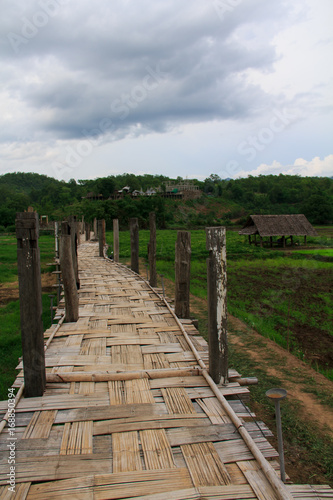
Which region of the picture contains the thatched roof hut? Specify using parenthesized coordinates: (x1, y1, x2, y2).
(239, 214, 317, 246)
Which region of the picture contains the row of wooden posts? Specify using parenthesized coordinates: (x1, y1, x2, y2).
(15, 211, 228, 398)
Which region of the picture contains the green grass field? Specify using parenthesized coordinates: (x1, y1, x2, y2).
(0, 232, 56, 399)
(106, 227, 333, 380)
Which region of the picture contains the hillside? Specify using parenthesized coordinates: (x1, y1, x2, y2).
(0, 172, 332, 229)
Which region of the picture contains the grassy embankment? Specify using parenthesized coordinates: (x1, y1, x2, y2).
(0, 233, 56, 399)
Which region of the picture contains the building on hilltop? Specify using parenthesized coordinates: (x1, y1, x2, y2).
(239, 214, 318, 247)
(163, 180, 202, 199)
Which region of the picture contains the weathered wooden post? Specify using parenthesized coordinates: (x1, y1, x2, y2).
(98, 219, 106, 257)
(68, 216, 80, 289)
(130, 218, 139, 274)
(85, 222, 90, 241)
(60, 222, 79, 322)
(113, 219, 119, 262)
(16, 212, 46, 397)
(93, 217, 97, 239)
(149, 212, 157, 287)
(175, 231, 191, 318)
(54, 221, 59, 259)
(206, 227, 228, 384)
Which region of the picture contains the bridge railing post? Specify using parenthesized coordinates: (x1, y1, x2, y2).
(113, 219, 119, 262)
(85, 222, 90, 241)
(98, 219, 106, 257)
(16, 212, 46, 397)
(206, 226, 228, 384)
(149, 212, 157, 287)
(175, 231, 191, 318)
(60, 221, 79, 322)
(130, 218, 139, 274)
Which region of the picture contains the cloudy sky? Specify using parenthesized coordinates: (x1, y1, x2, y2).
(0, 0, 332, 181)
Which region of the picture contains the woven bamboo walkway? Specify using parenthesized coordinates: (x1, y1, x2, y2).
(0, 241, 332, 499)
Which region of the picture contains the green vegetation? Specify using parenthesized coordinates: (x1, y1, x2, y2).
(227, 330, 333, 485)
(0, 233, 56, 399)
(1, 172, 332, 228)
(0, 294, 55, 400)
(106, 227, 333, 380)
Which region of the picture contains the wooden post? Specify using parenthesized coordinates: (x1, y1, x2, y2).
(85, 222, 90, 241)
(254, 234, 257, 246)
(282, 235, 286, 248)
(248, 235, 251, 246)
(55, 221, 59, 259)
(304, 235, 307, 246)
(149, 212, 157, 287)
(290, 235, 293, 246)
(113, 219, 119, 262)
(98, 219, 106, 257)
(175, 231, 191, 318)
(270, 236, 273, 248)
(260, 236, 263, 248)
(68, 216, 80, 289)
(16, 212, 46, 397)
(206, 227, 228, 384)
(130, 218, 139, 274)
(93, 217, 97, 239)
(60, 223, 79, 323)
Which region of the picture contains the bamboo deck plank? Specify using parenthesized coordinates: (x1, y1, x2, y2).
(1, 241, 331, 500)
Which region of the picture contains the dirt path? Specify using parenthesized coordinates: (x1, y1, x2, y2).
(228, 314, 333, 437)
(0, 273, 56, 305)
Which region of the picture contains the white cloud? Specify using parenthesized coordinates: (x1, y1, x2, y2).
(237, 155, 333, 178)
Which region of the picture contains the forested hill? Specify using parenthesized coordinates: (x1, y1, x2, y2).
(0, 172, 332, 229)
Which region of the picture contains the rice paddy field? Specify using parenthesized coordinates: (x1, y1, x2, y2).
(106, 227, 333, 381)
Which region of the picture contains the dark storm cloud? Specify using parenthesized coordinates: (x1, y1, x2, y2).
(0, 0, 293, 143)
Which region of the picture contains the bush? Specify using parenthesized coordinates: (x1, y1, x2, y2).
(6, 225, 16, 233)
(0, 225, 5, 232)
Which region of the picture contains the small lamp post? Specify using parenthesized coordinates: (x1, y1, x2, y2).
(266, 388, 287, 483)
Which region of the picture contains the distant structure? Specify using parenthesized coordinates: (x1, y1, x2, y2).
(83, 192, 103, 200)
(163, 180, 201, 199)
(239, 214, 318, 247)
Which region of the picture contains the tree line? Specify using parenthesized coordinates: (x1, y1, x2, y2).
(0, 171, 332, 230)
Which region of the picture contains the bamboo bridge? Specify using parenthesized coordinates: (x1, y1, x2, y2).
(0, 240, 332, 499)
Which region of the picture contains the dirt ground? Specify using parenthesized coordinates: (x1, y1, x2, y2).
(0, 273, 56, 305)
(228, 314, 333, 437)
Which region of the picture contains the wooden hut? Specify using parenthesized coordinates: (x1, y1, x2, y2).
(239, 214, 318, 247)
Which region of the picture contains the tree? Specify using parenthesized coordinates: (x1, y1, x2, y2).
(301, 194, 333, 224)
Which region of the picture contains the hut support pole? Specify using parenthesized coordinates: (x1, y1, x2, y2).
(260, 236, 263, 248)
(175, 231, 191, 318)
(113, 219, 119, 262)
(149, 212, 157, 287)
(206, 226, 228, 384)
(130, 218, 139, 274)
(248, 235, 251, 245)
(16, 212, 46, 397)
(304, 235, 307, 246)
